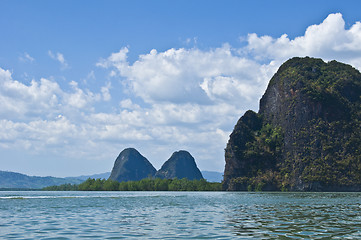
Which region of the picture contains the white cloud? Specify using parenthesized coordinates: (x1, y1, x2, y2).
(120, 99, 140, 110)
(0, 116, 76, 151)
(0, 68, 61, 119)
(48, 50, 69, 69)
(19, 52, 35, 63)
(0, 68, 109, 120)
(82, 70, 96, 85)
(3, 13, 361, 174)
(65, 80, 101, 109)
(97, 44, 270, 110)
(245, 13, 361, 69)
(101, 82, 111, 101)
(96, 47, 129, 73)
(91, 12, 361, 172)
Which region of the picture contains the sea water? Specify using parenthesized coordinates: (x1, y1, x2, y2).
(0, 191, 360, 239)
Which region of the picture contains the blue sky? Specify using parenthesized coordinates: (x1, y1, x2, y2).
(1, 0, 361, 177)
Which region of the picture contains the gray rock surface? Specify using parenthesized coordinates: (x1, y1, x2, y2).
(155, 150, 203, 180)
(109, 148, 156, 182)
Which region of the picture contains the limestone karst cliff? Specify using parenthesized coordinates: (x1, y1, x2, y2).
(155, 150, 204, 180)
(109, 148, 203, 182)
(109, 148, 156, 182)
(223, 57, 361, 191)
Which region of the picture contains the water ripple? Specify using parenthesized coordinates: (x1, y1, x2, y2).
(0, 191, 360, 239)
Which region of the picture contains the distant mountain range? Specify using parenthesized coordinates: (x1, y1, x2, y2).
(201, 171, 223, 183)
(0, 171, 109, 189)
(72, 172, 111, 181)
(0, 171, 80, 189)
(0, 170, 222, 189)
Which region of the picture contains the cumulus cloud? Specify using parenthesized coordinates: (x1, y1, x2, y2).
(101, 82, 111, 101)
(90, 12, 361, 171)
(0, 66, 240, 171)
(0, 68, 61, 119)
(3, 13, 361, 174)
(65, 81, 102, 109)
(48, 50, 69, 69)
(0, 68, 107, 120)
(97, 45, 271, 111)
(0, 116, 76, 149)
(96, 47, 129, 75)
(120, 99, 140, 110)
(245, 13, 361, 69)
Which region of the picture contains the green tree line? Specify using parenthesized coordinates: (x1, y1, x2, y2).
(43, 178, 222, 191)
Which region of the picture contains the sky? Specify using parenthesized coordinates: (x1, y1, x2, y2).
(1, 0, 361, 177)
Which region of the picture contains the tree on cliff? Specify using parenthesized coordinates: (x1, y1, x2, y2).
(223, 57, 361, 191)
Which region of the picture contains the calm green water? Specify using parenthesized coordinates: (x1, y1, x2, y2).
(0, 191, 360, 239)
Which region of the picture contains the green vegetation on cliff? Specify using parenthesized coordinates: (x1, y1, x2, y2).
(43, 178, 221, 191)
(224, 57, 361, 191)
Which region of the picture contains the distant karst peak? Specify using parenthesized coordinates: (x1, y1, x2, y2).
(109, 148, 156, 182)
(109, 148, 204, 182)
(155, 150, 203, 180)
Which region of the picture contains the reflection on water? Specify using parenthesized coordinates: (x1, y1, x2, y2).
(0, 191, 360, 239)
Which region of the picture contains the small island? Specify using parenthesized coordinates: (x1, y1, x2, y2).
(223, 57, 361, 192)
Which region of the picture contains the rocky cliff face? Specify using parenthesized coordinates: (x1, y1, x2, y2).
(223, 57, 361, 191)
(155, 150, 203, 180)
(109, 148, 156, 182)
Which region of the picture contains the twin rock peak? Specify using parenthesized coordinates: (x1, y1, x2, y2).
(109, 148, 203, 182)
